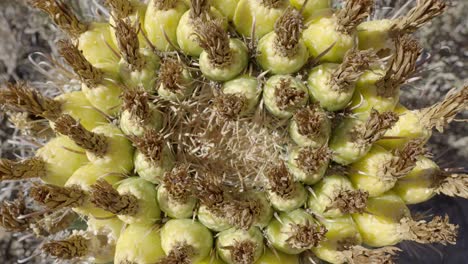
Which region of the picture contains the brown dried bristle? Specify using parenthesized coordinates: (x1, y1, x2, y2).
(194, 19, 232, 67)
(0, 157, 47, 181)
(330, 49, 378, 91)
(54, 114, 108, 157)
(42, 234, 89, 259)
(435, 173, 468, 199)
(0, 82, 62, 120)
(159, 58, 186, 93)
(261, 0, 284, 8)
(121, 89, 152, 122)
(265, 162, 296, 199)
(391, 0, 446, 36)
(114, 18, 145, 72)
(57, 40, 104, 88)
(224, 240, 257, 264)
(190, 0, 210, 18)
(384, 139, 426, 180)
(326, 189, 369, 214)
(344, 245, 401, 264)
(294, 104, 327, 137)
(296, 145, 331, 173)
(31, 0, 87, 38)
(0, 196, 31, 232)
(156, 242, 194, 264)
(377, 35, 422, 97)
(274, 78, 307, 111)
(400, 215, 458, 245)
(30, 184, 85, 210)
(336, 0, 374, 34)
(214, 93, 246, 119)
(154, 0, 177, 10)
(89, 179, 139, 216)
(132, 128, 164, 164)
(31, 211, 77, 237)
(286, 221, 327, 249)
(274, 7, 304, 57)
(359, 109, 399, 144)
(163, 165, 193, 203)
(420, 85, 468, 132)
(105, 0, 135, 19)
(8, 112, 53, 138)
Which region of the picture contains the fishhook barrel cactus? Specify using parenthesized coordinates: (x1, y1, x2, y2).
(0, 0, 467, 263)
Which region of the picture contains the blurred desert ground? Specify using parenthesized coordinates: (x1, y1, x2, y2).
(0, 0, 466, 263)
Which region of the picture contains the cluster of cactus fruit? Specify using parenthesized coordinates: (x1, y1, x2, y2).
(0, 0, 467, 263)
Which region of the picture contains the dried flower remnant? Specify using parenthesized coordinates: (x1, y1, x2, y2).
(342, 245, 401, 264)
(163, 165, 193, 203)
(384, 139, 427, 180)
(274, 78, 307, 111)
(399, 214, 458, 245)
(294, 105, 327, 137)
(265, 162, 296, 199)
(224, 240, 257, 264)
(114, 18, 145, 72)
(0, 196, 31, 232)
(355, 110, 400, 145)
(195, 19, 232, 67)
(0, 157, 47, 181)
(159, 58, 186, 93)
(325, 189, 369, 214)
(190, 0, 211, 19)
(154, 0, 178, 10)
(105, 0, 135, 19)
(390, 0, 446, 36)
(89, 179, 139, 216)
(54, 114, 108, 157)
(30, 0, 88, 38)
(274, 7, 304, 57)
(156, 242, 195, 264)
(329, 49, 378, 91)
(132, 128, 165, 164)
(121, 89, 152, 122)
(260, 0, 285, 8)
(0, 82, 63, 121)
(57, 40, 104, 88)
(286, 221, 327, 249)
(435, 173, 468, 198)
(419, 85, 468, 132)
(214, 93, 246, 119)
(30, 184, 86, 210)
(336, 0, 374, 34)
(43, 234, 89, 259)
(296, 146, 331, 174)
(376, 36, 422, 97)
